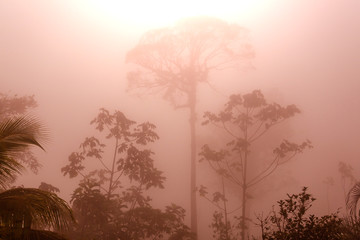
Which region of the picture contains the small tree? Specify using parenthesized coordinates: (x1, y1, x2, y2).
(199, 90, 312, 239)
(126, 16, 254, 236)
(62, 108, 192, 239)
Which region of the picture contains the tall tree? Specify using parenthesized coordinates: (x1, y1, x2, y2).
(199, 90, 312, 239)
(62, 108, 192, 240)
(126, 16, 254, 236)
(0, 116, 74, 240)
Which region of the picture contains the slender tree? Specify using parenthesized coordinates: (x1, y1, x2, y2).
(199, 90, 312, 239)
(126, 16, 254, 236)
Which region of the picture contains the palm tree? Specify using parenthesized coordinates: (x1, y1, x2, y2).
(346, 182, 360, 219)
(0, 116, 74, 240)
(0, 116, 45, 187)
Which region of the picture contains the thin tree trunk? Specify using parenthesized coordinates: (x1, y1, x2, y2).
(241, 109, 249, 240)
(189, 83, 198, 238)
(107, 138, 118, 200)
(241, 180, 247, 240)
(221, 176, 230, 240)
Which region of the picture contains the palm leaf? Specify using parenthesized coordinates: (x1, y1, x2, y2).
(0, 227, 69, 240)
(0, 188, 74, 231)
(346, 182, 360, 218)
(0, 116, 47, 187)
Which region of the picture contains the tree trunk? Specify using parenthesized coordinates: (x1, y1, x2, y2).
(189, 83, 198, 238)
(241, 110, 249, 240)
(241, 184, 247, 240)
(107, 138, 118, 200)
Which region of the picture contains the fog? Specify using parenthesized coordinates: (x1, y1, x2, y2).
(1, 0, 360, 239)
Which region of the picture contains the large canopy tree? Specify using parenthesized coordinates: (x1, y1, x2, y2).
(0, 116, 74, 240)
(126, 16, 254, 236)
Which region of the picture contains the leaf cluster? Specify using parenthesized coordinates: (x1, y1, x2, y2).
(257, 187, 344, 240)
(0, 116, 46, 188)
(61, 108, 164, 193)
(0, 93, 42, 175)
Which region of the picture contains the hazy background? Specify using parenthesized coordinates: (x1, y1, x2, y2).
(1, 0, 360, 238)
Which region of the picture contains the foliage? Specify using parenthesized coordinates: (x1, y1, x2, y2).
(0, 93, 41, 174)
(127, 16, 254, 236)
(257, 187, 345, 240)
(62, 108, 192, 240)
(0, 187, 73, 231)
(0, 93, 37, 118)
(199, 90, 312, 239)
(0, 116, 46, 188)
(340, 217, 360, 240)
(126, 16, 253, 107)
(0, 228, 69, 240)
(0, 115, 74, 240)
(38, 182, 60, 193)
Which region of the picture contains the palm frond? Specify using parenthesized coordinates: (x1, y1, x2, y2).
(346, 182, 360, 218)
(0, 156, 23, 188)
(0, 227, 69, 240)
(0, 115, 47, 152)
(0, 188, 74, 231)
(0, 116, 47, 187)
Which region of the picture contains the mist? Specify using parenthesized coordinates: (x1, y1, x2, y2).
(1, 0, 360, 239)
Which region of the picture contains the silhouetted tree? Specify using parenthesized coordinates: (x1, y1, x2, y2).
(0, 116, 74, 240)
(199, 90, 312, 239)
(62, 108, 192, 240)
(126, 16, 254, 236)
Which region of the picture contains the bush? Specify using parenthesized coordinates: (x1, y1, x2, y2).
(256, 187, 344, 240)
